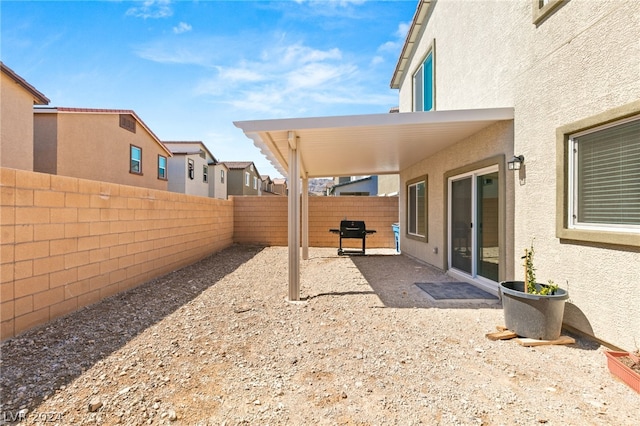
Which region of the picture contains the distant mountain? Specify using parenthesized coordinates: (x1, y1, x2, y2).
(308, 178, 333, 196)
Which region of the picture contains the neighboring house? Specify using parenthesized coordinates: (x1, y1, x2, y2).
(272, 178, 288, 196)
(164, 141, 226, 199)
(260, 175, 277, 195)
(330, 175, 399, 196)
(330, 176, 377, 196)
(0, 62, 50, 170)
(33, 107, 172, 191)
(236, 0, 640, 350)
(221, 161, 262, 196)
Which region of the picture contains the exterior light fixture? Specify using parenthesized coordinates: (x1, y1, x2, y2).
(508, 155, 524, 171)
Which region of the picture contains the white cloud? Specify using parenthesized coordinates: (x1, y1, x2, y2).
(173, 22, 192, 34)
(138, 31, 396, 117)
(370, 56, 384, 66)
(377, 21, 411, 54)
(126, 0, 173, 19)
(135, 44, 209, 65)
(396, 22, 410, 39)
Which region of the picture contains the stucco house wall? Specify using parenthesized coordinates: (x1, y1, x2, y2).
(377, 175, 399, 196)
(395, 0, 640, 349)
(164, 141, 219, 199)
(166, 153, 209, 198)
(212, 163, 228, 199)
(34, 109, 171, 191)
(0, 63, 49, 171)
(224, 162, 261, 196)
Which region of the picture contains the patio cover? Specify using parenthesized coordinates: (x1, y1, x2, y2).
(233, 107, 514, 300)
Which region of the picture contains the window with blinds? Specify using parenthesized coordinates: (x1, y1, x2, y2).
(570, 115, 640, 231)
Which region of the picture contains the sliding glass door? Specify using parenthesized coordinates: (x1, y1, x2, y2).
(449, 166, 500, 282)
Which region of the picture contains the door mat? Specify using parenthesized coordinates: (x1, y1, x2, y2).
(415, 282, 499, 301)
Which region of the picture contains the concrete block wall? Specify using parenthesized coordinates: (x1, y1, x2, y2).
(233, 196, 399, 249)
(0, 168, 234, 340)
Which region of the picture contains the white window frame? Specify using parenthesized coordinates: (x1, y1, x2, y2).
(568, 115, 640, 234)
(253, 176, 258, 190)
(407, 176, 427, 240)
(413, 48, 434, 112)
(157, 155, 167, 180)
(245, 171, 250, 186)
(221, 170, 225, 183)
(130, 145, 142, 174)
(203, 165, 208, 183)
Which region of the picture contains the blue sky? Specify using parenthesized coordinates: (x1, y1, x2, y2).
(1, 0, 416, 178)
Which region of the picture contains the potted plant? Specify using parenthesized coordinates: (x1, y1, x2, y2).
(499, 243, 569, 340)
(605, 348, 640, 393)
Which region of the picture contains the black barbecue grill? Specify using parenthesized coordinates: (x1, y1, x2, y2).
(329, 220, 376, 256)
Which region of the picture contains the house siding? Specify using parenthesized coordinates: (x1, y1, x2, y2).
(34, 111, 169, 191)
(167, 154, 209, 198)
(0, 72, 37, 171)
(227, 165, 260, 196)
(396, 0, 640, 349)
(212, 164, 228, 199)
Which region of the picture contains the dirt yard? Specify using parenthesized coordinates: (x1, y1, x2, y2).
(1, 244, 639, 425)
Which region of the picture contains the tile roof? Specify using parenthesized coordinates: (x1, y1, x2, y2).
(1, 61, 50, 105)
(221, 161, 253, 169)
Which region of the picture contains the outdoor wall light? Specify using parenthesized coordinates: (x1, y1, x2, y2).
(508, 155, 524, 171)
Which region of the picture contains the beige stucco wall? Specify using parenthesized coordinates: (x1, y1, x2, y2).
(33, 112, 58, 174)
(212, 164, 228, 199)
(399, 121, 514, 279)
(396, 0, 640, 349)
(34, 112, 169, 191)
(0, 72, 35, 171)
(377, 174, 400, 196)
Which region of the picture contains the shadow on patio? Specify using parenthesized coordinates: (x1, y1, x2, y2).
(0, 244, 265, 417)
(349, 252, 502, 310)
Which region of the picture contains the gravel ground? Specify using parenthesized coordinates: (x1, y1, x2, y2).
(1, 244, 639, 425)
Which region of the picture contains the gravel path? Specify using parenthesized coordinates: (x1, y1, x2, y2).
(1, 244, 639, 425)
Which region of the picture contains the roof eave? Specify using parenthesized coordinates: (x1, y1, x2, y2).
(390, 0, 432, 89)
(1, 62, 50, 105)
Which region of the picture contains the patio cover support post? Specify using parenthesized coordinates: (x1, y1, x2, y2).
(287, 131, 300, 301)
(302, 177, 309, 261)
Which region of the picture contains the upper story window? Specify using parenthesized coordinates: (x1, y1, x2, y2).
(253, 176, 258, 190)
(413, 50, 434, 112)
(221, 170, 225, 183)
(568, 116, 640, 233)
(245, 171, 250, 186)
(532, 0, 564, 25)
(188, 159, 195, 180)
(203, 165, 209, 183)
(407, 175, 428, 241)
(158, 155, 167, 180)
(130, 145, 142, 174)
